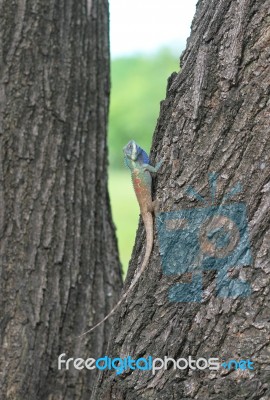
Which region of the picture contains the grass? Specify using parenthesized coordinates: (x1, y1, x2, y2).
(108, 169, 140, 278)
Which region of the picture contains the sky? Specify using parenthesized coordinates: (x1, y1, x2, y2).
(109, 0, 198, 58)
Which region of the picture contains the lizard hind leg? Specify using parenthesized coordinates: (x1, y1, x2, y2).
(152, 199, 160, 214)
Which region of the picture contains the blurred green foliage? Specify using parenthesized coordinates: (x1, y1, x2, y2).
(109, 170, 139, 277)
(108, 48, 180, 169)
(108, 48, 179, 276)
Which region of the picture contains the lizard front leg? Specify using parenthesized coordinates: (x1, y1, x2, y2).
(143, 160, 163, 173)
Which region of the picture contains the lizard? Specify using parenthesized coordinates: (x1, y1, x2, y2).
(79, 140, 162, 336)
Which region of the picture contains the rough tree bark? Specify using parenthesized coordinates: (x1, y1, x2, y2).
(0, 0, 122, 399)
(93, 0, 270, 398)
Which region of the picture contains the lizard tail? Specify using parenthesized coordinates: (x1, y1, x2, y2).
(78, 212, 153, 337)
(140, 211, 153, 271)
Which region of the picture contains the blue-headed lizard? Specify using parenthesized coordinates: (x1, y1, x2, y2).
(79, 140, 162, 335)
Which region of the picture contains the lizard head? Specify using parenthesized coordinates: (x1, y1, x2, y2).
(123, 140, 140, 161)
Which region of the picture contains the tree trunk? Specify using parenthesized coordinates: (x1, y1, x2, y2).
(0, 0, 122, 399)
(93, 0, 270, 398)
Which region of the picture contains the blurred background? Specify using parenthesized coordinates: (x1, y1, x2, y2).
(108, 0, 197, 276)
